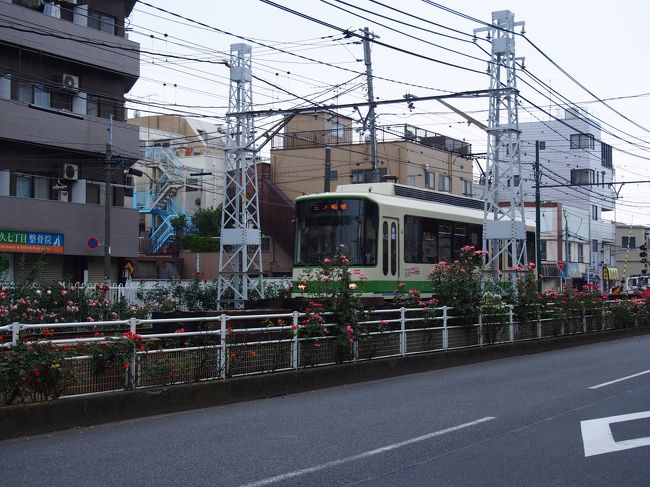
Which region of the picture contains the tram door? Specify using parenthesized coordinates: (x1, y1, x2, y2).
(381, 218, 399, 279)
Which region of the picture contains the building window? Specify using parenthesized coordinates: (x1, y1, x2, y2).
(88, 11, 116, 35)
(601, 171, 606, 188)
(539, 141, 546, 150)
(567, 243, 572, 262)
(540, 240, 547, 261)
(329, 170, 337, 181)
(425, 172, 435, 189)
(17, 82, 32, 104)
(33, 85, 50, 107)
(351, 168, 387, 183)
(578, 244, 584, 262)
(15, 82, 50, 107)
(463, 180, 473, 196)
(331, 122, 344, 139)
(570, 133, 595, 149)
(87, 95, 99, 117)
(439, 175, 450, 192)
(508, 175, 521, 187)
(86, 181, 106, 205)
(622, 236, 636, 249)
(16, 175, 34, 198)
(601, 143, 613, 168)
(592, 204, 598, 220)
(570, 168, 595, 186)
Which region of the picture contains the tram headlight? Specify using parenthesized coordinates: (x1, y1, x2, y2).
(297, 283, 306, 291)
(348, 282, 358, 290)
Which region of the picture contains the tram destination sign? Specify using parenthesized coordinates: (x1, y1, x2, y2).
(0, 230, 64, 254)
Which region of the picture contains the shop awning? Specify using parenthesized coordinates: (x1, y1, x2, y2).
(603, 267, 619, 281)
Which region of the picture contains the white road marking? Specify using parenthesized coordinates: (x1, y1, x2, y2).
(581, 411, 650, 457)
(239, 416, 496, 487)
(588, 369, 650, 389)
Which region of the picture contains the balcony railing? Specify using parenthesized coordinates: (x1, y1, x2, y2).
(272, 123, 472, 156)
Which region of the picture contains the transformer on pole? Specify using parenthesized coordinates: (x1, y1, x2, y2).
(474, 11, 528, 288)
(217, 43, 264, 309)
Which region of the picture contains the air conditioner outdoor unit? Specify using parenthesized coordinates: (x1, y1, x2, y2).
(62, 74, 79, 91)
(63, 163, 79, 181)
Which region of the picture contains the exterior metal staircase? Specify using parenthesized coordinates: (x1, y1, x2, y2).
(133, 147, 189, 254)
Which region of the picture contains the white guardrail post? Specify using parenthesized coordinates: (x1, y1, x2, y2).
(537, 309, 542, 339)
(219, 314, 228, 379)
(478, 309, 483, 347)
(508, 305, 514, 342)
(442, 306, 449, 350)
(129, 318, 138, 387)
(400, 307, 406, 356)
(11, 322, 21, 347)
(291, 311, 299, 369)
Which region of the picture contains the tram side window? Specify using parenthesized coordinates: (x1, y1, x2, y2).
(404, 215, 438, 264)
(438, 221, 452, 262)
(452, 223, 467, 259)
(468, 224, 481, 248)
(404, 215, 421, 263)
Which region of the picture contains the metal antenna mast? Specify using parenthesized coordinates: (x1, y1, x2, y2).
(474, 11, 527, 287)
(217, 43, 264, 309)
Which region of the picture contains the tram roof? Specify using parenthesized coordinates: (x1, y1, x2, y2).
(296, 183, 534, 229)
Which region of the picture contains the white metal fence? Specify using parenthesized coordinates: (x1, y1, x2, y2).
(0, 304, 623, 402)
(0, 278, 292, 308)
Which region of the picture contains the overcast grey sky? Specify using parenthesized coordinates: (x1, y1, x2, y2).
(127, 1, 650, 225)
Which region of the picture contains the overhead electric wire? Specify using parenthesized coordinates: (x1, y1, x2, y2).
(421, 1, 650, 134)
(135, 0, 455, 94)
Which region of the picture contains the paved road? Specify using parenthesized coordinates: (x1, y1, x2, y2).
(2, 335, 650, 486)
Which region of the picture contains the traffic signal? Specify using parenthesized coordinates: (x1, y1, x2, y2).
(641, 243, 648, 265)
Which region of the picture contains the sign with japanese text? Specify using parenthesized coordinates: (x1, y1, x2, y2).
(0, 230, 64, 254)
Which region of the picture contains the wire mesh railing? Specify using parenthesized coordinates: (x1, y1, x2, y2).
(0, 302, 632, 406)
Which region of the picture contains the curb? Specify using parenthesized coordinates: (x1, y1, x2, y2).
(2, 326, 649, 439)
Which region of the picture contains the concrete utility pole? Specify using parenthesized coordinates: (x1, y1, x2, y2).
(474, 11, 527, 290)
(103, 114, 113, 282)
(362, 27, 380, 183)
(535, 141, 542, 292)
(217, 43, 264, 309)
(324, 145, 332, 192)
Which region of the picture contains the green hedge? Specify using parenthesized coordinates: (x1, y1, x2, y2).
(180, 235, 219, 253)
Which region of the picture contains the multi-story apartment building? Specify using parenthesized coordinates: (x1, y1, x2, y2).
(614, 223, 649, 279)
(271, 112, 475, 199)
(0, 0, 140, 282)
(518, 108, 617, 290)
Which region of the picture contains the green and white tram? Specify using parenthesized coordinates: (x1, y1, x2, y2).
(293, 182, 527, 297)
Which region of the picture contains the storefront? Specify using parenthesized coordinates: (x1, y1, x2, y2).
(0, 229, 64, 282)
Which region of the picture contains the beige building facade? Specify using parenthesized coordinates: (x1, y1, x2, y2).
(271, 112, 475, 200)
(615, 223, 649, 279)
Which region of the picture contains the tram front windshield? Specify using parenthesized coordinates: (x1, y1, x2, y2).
(295, 199, 378, 266)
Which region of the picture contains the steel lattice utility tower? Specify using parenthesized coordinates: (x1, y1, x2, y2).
(475, 11, 527, 287)
(217, 43, 264, 309)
